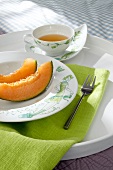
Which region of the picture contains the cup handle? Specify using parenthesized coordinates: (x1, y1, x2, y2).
(23, 34, 36, 46)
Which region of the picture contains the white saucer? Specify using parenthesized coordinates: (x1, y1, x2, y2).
(25, 24, 87, 61)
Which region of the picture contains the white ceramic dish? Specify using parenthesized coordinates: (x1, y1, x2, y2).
(25, 24, 87, 61)
(0, 30, 113, 160)
(0, 51, 78, 122)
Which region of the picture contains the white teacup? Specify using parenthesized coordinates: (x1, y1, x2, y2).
(24, 24, 74, 57)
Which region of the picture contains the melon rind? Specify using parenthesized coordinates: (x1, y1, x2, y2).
(0, 61, 53, 101)
(0, 58, 37, 83)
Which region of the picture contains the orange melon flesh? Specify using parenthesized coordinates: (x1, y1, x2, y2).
(0, 61, 53, 101)
(0, 58, 37, 83)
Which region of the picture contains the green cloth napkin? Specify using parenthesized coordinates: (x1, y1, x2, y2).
(0, 64, 109, 170)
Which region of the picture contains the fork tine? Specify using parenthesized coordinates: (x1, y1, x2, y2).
(91, 76, 96, 88)
(83, 75, 90, 86)
(87, 75, 93, 86)
(83, 75, 96, 88)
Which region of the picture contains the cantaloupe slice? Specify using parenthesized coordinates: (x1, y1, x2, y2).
(0, 61, 53, 101)
(0, 58, 37, 83)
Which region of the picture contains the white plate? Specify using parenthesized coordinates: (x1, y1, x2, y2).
(0, 51, 78, 122)
(0, 30, 113, 160)
(25, 24, 87, 61)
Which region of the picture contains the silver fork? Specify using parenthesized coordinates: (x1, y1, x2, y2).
(64, 75, 96, 130)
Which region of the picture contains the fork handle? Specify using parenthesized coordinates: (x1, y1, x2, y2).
(63, 93, 85, 130)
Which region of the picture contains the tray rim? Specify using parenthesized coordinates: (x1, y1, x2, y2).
(0, 30, 113, 160)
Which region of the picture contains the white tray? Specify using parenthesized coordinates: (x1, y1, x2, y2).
(0, 30, 113, 160)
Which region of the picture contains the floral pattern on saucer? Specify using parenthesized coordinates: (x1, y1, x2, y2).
(25, 24, 87, 61)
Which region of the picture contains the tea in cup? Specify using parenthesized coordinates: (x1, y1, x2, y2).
(24, 24, 74, 57)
